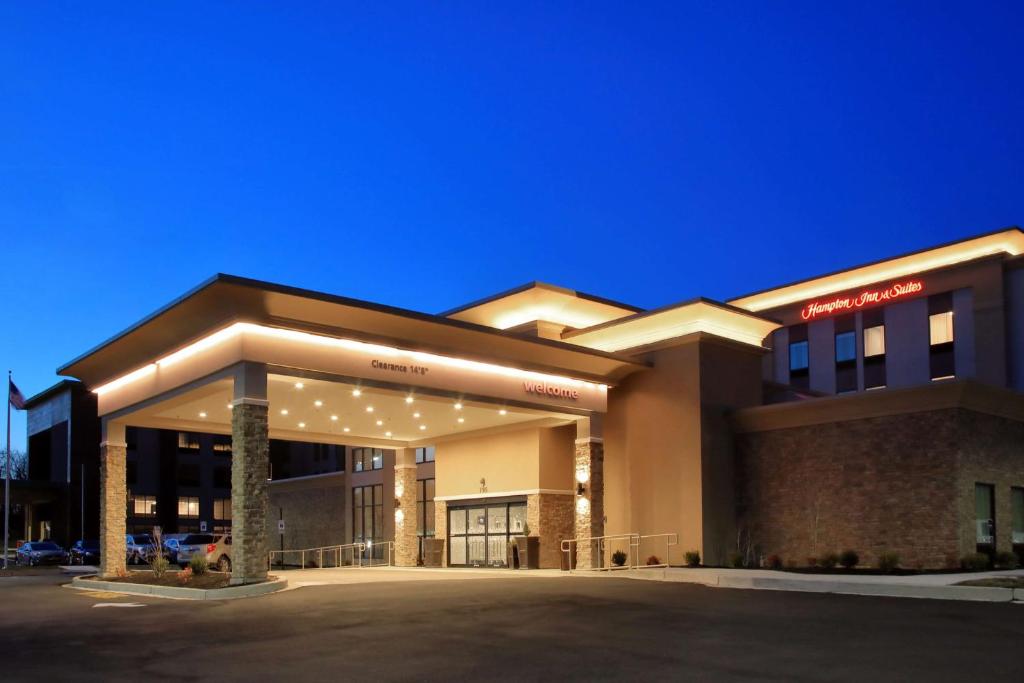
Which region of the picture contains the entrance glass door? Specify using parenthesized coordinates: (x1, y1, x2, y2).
(448, 501, 526, 567)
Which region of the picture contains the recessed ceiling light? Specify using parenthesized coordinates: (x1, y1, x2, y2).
(419, 425, 426, 431)
(454, 402, 463, 410)
(405, 396, 414, 404)
(298, 422, 306, 428)
(314, 400, 323, 407)
(366, 406, 374, 413)
(330, 415, 338, 421)
(198, 411, 207, 418)
(343, 427, 350, 432)
(352, 389, 361, 397)
(376, 419, 383, 426)
(295, 382, 304, 390)
(413, 412, 421, 419)
(499, 409, 507, 416)
(280, 409, 289, 416)
(457, 417, 465, 424)
(226, 403, 233, 409)
(385, 431, 392, 437)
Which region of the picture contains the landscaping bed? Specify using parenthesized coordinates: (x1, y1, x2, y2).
(105, 570, 232, 590)
(955, 577, 1024, 589)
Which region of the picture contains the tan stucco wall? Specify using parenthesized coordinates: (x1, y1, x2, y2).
(435, 428, 542, 497)
(603, 334, 764, 566)
(538, 424, 575, 491)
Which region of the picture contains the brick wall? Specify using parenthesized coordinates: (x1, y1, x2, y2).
(736, 407, 1023, 569)
(267, 474, 347, 555)
(527, 493, 574, 569)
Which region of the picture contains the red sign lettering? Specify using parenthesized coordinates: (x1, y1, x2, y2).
(800, 280, 924, 320)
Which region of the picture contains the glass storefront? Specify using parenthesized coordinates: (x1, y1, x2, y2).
(448, 501, 527, 567)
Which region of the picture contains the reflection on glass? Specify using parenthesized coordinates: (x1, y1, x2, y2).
(488, 506, 507, 533)
(468, 508, 486, 534)
(488, 537, 506, 566)
(468, 536, 486, 565)
(509, 505, 527, 535)
(449, 538, 466, 565)
(449, 509, 466, 535)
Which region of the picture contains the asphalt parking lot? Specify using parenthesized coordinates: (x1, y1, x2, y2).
(1, 569, 1022, 681)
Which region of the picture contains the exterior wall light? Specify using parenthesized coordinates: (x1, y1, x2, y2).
(395, 483, 404, 499)
(395, 509, 404, 524)
(576, 497, 589, 514)
(575, 466, 590, 485)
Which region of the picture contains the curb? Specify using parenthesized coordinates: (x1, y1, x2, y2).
(67, 575, 287, 600)
(1015, 588, 1024, 602)
(715, 575, 1014, 602)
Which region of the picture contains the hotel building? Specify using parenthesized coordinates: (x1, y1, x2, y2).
(50, 227, 1024, 582)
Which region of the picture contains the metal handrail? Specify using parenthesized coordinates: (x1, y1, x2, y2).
(560, 532, 679, 571)
(636, 533, 678, 568)
(561, 533, 639, 572)
(268, 542, 366, 569)
(361, 540, 394, 567)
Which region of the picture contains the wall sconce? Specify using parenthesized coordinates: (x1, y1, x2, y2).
(575, 466, 590, 485)
(395, 509, 405, 524)
(576, 482, 587, 496)
(576, 497, 589, 514)
(395, 482, 404, 499)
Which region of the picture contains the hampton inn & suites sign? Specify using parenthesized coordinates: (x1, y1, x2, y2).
(800, 280, 924, 321)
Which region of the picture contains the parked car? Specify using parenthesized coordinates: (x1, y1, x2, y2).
(16, 541, 66, 566)
(175, 534, 232, 572)
(126, 534, 157, 564)
(68, 540, 101, 566)
(161, 533, 190, 563)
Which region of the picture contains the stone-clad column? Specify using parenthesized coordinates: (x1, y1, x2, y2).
(574, 417, 604, 569)
(99, 420, 127, 579)
(231, 363, 269, 585)
(393, 448, 418, 567)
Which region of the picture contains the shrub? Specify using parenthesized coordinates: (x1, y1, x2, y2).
(684, 551, 701, 567)
(189, 555, 209, 575)
(646, 555, 661, 566)
(839, 550, 859, 570)
(728, 552, 745, 568)
(960, 553, 991, 571)
(611, 550, 628, 567)
(177, 566, 193, 585)
(819, 552, 840, 569)
(765, 554, 783, 570)
(994, 551, 1019, 570)
(878, 552, 900, 572)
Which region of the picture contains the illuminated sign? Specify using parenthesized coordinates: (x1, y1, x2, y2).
(800, 280, 924, 320)
(523, 380, 580, 400)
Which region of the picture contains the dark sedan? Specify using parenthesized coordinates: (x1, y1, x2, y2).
(16, 542, 66, 566)
(68, 540, 101, 566)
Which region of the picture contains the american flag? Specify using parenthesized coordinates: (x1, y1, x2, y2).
(8, 379, 25, 410)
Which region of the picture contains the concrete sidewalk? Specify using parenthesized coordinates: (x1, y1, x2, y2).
(622, 566, 1024, 602)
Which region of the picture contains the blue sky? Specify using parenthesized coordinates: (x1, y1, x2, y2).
(1, 2, 1021, 450)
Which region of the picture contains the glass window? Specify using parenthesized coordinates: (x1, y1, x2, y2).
(352, 484, 383, 543)
(416, 479, 435, 537)
(177, 432, 200, 451)
(468, 507, 486, 534)
(510, 505, 527, 535)
(789, 341, 809, 371)
(416, 446, 435, 464)
(864, 325, 886, 357)
(975, 484, 995, 547)
(929, 311, 954, 345)
(352, 448, 385, 472)
(213, 498, 231, 520)
(130, 494, 157, 517)
(177, 462, 201, 487)
(835, 331, 856, 363)
(211, 435, 232, 453)
(1012, 488, 1024, 545)
(178, 496, 200, 518)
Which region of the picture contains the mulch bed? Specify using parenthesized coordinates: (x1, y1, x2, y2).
(956, 577, 1024, 589)
(106, 570, 232, 590)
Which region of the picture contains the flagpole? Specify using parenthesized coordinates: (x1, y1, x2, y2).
(4, 370, 11, 569)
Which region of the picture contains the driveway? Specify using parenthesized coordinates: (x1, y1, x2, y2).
(2, 569, 1022, 681)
